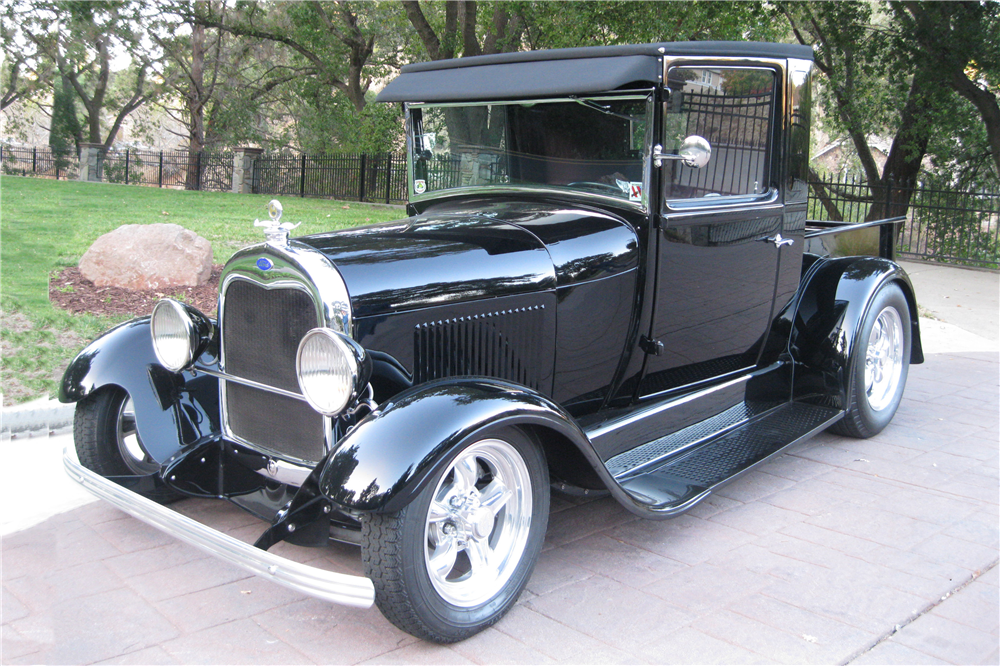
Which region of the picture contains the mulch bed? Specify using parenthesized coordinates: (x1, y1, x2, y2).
(49, 266, 222, 318)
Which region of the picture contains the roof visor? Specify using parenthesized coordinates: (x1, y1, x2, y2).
(376, 55, 660, 103)
(376, 41, 814, 104)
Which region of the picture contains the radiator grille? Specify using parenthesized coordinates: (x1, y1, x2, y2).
(226, 383, 325, 462)
(222, 279, 325, 462)
(222, 280, 317, 391)
(414, 306, 545, 390)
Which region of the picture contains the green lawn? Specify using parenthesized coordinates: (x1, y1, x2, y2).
(1, 176, 403, 404)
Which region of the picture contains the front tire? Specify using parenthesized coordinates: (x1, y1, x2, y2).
(831, 283, 911, 438)
(361, 427, 548, 643)
(74, 387, 179, 501)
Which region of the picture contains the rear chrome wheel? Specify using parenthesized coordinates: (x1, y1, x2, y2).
(831, 283, 911, 438)
(864, 307, 905, 412)
(362, 427, 548, 643)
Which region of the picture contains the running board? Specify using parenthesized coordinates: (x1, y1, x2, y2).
(605, 400, 777, 478)
(613, 402, 842, 513)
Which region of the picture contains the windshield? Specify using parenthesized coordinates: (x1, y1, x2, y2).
(408, 94, 652, 205)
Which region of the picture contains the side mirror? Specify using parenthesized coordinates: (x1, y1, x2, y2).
(653, 135, 712, 169)
(678, 135, 711, 168)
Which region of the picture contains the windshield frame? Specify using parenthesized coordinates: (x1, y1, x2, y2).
(405, 91, 655, 212)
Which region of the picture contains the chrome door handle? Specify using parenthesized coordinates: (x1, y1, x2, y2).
(767, 234, 794, 248)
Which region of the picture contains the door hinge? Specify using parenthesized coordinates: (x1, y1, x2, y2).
(640, 336, 664, 356)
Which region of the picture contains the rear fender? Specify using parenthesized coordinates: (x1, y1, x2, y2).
(59, 317, 221, 463)
(791, 256, 923, 407)
(319, 378, 602, 514)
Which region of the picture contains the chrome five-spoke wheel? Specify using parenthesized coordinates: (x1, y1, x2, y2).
(832, 282, 912, 438)
(362, 426, 548, 643)
(425, 439, 533, 607)
(864, 306, 904, 412)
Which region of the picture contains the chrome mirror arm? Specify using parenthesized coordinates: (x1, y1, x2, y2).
(652, 135, 712, 169)
(652, 144, 686, 168)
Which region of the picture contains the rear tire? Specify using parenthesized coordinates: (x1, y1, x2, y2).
(361, 426, 548, 643)
(74, 387, 180, 502)
(830, 283, 911, 438)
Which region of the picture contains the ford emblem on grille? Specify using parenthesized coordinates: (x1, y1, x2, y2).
(256, 257, 273, 271)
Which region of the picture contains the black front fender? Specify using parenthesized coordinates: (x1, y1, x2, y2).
(59, 317, 221, 463)
(318, 378, 594, 514)
(791, 256, 924, 407)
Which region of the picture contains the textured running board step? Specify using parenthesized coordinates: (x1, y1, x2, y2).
(606, 400, 777, 478)
(618, 402, 841, 513)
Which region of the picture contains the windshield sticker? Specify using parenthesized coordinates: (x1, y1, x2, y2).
(414, 179, 427, 194)
(629, 182, 642, 201)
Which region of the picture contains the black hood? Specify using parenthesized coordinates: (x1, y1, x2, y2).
(295, 214, 556, 318)
(295, 202, 639, 318)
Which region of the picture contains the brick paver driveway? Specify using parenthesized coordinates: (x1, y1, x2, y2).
(3, 350, 997, 664)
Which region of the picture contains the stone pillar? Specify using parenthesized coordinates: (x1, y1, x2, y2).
(232, 147, 264, 194)
(78, 143, 103, 182)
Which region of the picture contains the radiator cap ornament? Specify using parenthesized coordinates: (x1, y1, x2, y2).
(254, 199, 300, 247)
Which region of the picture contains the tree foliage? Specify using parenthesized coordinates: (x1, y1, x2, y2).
(7, 0, 157, 151)
(159, 0, 410, 152)
(144, 1, 274, 186)
(48, 77, 80, 165)
(1, 7, 54, 112)
(1, 0, 996, 197)
(402, 0, 525, 60)
(891, 1, 1000, 186)
(782, 0, 998, 216)
(179, 0, 407, 113)
(521, 1, 785, 49)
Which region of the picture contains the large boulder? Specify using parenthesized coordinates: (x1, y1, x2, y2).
(79, 223, 213, 290)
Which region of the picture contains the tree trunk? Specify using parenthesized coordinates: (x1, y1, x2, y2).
(865, 76, 931, 222)
(87, 36, 112, 145)
(949, 66, 1000, 180)
(186, 22, 207, 190)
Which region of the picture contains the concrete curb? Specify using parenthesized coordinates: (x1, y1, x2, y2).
(1, 398, 74, 436)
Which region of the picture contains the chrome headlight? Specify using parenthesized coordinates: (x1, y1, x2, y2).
(151, 299, 212, 372)
(296, 328, 370, 416)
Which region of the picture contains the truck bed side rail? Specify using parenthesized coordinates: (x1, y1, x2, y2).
(804, 216, 906, 260)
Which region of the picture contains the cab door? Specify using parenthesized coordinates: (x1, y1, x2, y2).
(640, 62, 784, 397)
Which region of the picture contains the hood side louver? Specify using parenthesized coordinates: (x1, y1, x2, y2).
(414, 306, 546, 390)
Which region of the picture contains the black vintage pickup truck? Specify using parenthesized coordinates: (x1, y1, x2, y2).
(61, 41, 922, 642)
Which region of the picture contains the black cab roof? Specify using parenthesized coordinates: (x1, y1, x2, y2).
(377, 41, 813, 103)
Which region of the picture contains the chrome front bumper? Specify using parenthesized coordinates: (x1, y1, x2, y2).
(63, 450, 375, 609)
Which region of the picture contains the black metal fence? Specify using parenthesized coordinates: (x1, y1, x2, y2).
(902, 187, 1000, 269)
(251, 151, 407, 204)
(424, 154, 463, 192)
(0, 145, 236, 191)
(1, 145, 78, 180)
(808, 175, 1000, 269)
(1, 144, 407, 204)
(97, 148, 234, 191)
